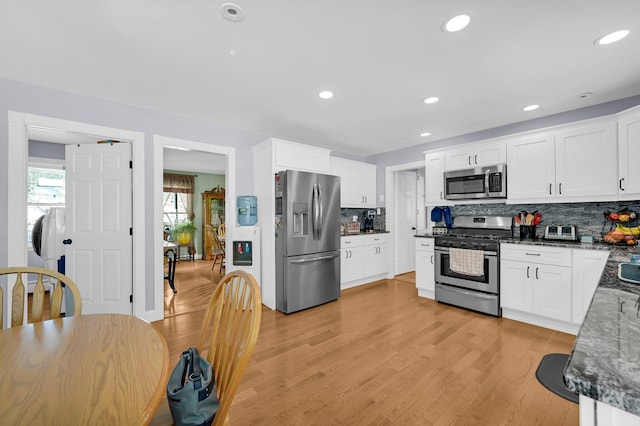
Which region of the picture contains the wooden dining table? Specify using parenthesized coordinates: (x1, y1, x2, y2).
(0, 314, 170, 425)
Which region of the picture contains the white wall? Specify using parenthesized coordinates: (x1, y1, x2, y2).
(0, 77, 266, 312)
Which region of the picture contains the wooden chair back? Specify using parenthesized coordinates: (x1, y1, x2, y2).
(0, 267, 82, 328)
(206, 225, 226, 271)
(197, 270, 262, 425)
(217, 223, 226, 238)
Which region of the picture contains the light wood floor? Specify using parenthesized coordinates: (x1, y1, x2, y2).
(151, 262, 578, 425)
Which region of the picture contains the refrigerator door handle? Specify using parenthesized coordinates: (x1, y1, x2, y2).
(290, 253, 340, 263)
(317, 184, 323, 238)
(312, 183, 322, 240)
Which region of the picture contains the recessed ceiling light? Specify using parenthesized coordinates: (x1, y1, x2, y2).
(423, 97, 439, 104)
(319, 91, 334, 100)
(595, 29, 630, 46)
(443, 14, 471, 33)
(220, 3, 244, 22)
(420, 132, 432, 137)
(522, 104, 540, 112)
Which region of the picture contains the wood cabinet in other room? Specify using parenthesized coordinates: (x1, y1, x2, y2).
(415, 238, 435, 299)
(340, 234, 389, 289)
(444, 139, 506, 171)
(618, 106, 640, 197)
(501, 244, 573, 330)
(330, 157, 376, 207)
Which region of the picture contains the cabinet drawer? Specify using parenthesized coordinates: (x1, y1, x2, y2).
(341, 236, 363, 248)
(362, 234, 389, 246)
(501, 243, 572, 267)
(415, 238, 434, 251)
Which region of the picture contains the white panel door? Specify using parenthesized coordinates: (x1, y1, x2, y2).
(395, 171, 416, 275)
(65, 143, 133, 315)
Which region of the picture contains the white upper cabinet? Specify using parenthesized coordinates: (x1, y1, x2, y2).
(507, 117, 617, 202)
(618, 107, 640, 196)
(424, 152, 448, 204)
(444, 139, 507, 171)
(555, 119, 617, 198)
(507, 133, 556, 200)
(272, 138, 331, 173)
(330, 157, 376, 207)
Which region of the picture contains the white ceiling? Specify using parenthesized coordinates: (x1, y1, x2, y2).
(3, 1, 640, 156)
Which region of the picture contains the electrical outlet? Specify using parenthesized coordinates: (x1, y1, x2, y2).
(352, 215, 358, 222)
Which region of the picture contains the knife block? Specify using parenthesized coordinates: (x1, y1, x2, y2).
(520, 225, 536, 240)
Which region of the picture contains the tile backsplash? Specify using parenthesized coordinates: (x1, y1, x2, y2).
(340, 208, 386, 232)
(448, 201, 640, 240)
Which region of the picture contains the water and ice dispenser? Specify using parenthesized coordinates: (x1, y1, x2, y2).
(231, 225, 261, 284)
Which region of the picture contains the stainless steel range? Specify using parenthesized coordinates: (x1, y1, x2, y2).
(434, 215, 513, 317)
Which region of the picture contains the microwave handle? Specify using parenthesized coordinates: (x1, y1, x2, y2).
(484, 169, 490, 195)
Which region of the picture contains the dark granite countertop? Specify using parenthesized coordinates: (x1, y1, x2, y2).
(341, 230, 389, 237)
(561, 244, 640, 415)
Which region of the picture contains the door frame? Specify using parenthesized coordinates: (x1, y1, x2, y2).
(153, 135, 235, 320)
(6, 111, 146, 325)
(385, 160, 425, 277)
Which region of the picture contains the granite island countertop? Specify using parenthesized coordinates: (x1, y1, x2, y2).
(561, 244, 640, 416)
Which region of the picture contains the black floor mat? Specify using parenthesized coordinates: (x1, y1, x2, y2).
(535, 353, 579, 404)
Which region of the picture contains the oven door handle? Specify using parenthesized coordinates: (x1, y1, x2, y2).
(435, 248, 498, 256)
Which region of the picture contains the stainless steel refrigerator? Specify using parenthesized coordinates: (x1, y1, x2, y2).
(275, 170, 341, 314)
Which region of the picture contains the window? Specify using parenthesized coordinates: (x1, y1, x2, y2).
(27, 161, 65, 246)
(163, 192, 188, 230)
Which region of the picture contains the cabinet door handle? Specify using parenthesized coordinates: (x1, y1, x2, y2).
(527, 266, 530, 278)
(474, 154, 478, 164)
(525, 252, 541, 256)
(559, 182, 562, 195)
(440, 191, 443, 200)
(549, 183, 552, 195)
(468, 155, 472, 165)
(535, 267, 539, 280)
(620, 178, 625, 191)
(430, 254, 434, 264)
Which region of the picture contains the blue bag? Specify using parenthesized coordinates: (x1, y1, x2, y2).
(167, 347, 219, 426)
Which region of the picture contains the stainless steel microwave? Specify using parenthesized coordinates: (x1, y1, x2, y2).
(444, 164, 507, 200)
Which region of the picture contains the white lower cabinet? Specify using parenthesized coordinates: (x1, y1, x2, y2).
(572, 249, 609, 323)
(415, 238, 435, 299)
(501, 243, 573, 333)
(580, 395, 640, 426)
(341, 244, 363, 283)
(340, 234, 389, 289)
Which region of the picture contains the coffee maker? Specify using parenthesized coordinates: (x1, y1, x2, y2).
(363, 210, 376, 232)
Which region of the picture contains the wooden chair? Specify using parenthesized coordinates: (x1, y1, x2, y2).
(0, 267, 82, 328)
(197, 270, 262, 426)
(206, 225, 226, 272)
(217, 223, 226, 239)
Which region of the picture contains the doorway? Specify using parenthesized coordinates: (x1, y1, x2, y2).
(6, 112, 145, 325)
(384, 160, 426, 277)
(153, 135, 235, 320)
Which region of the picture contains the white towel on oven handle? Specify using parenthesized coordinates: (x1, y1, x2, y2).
(449, 248, 484, 276)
